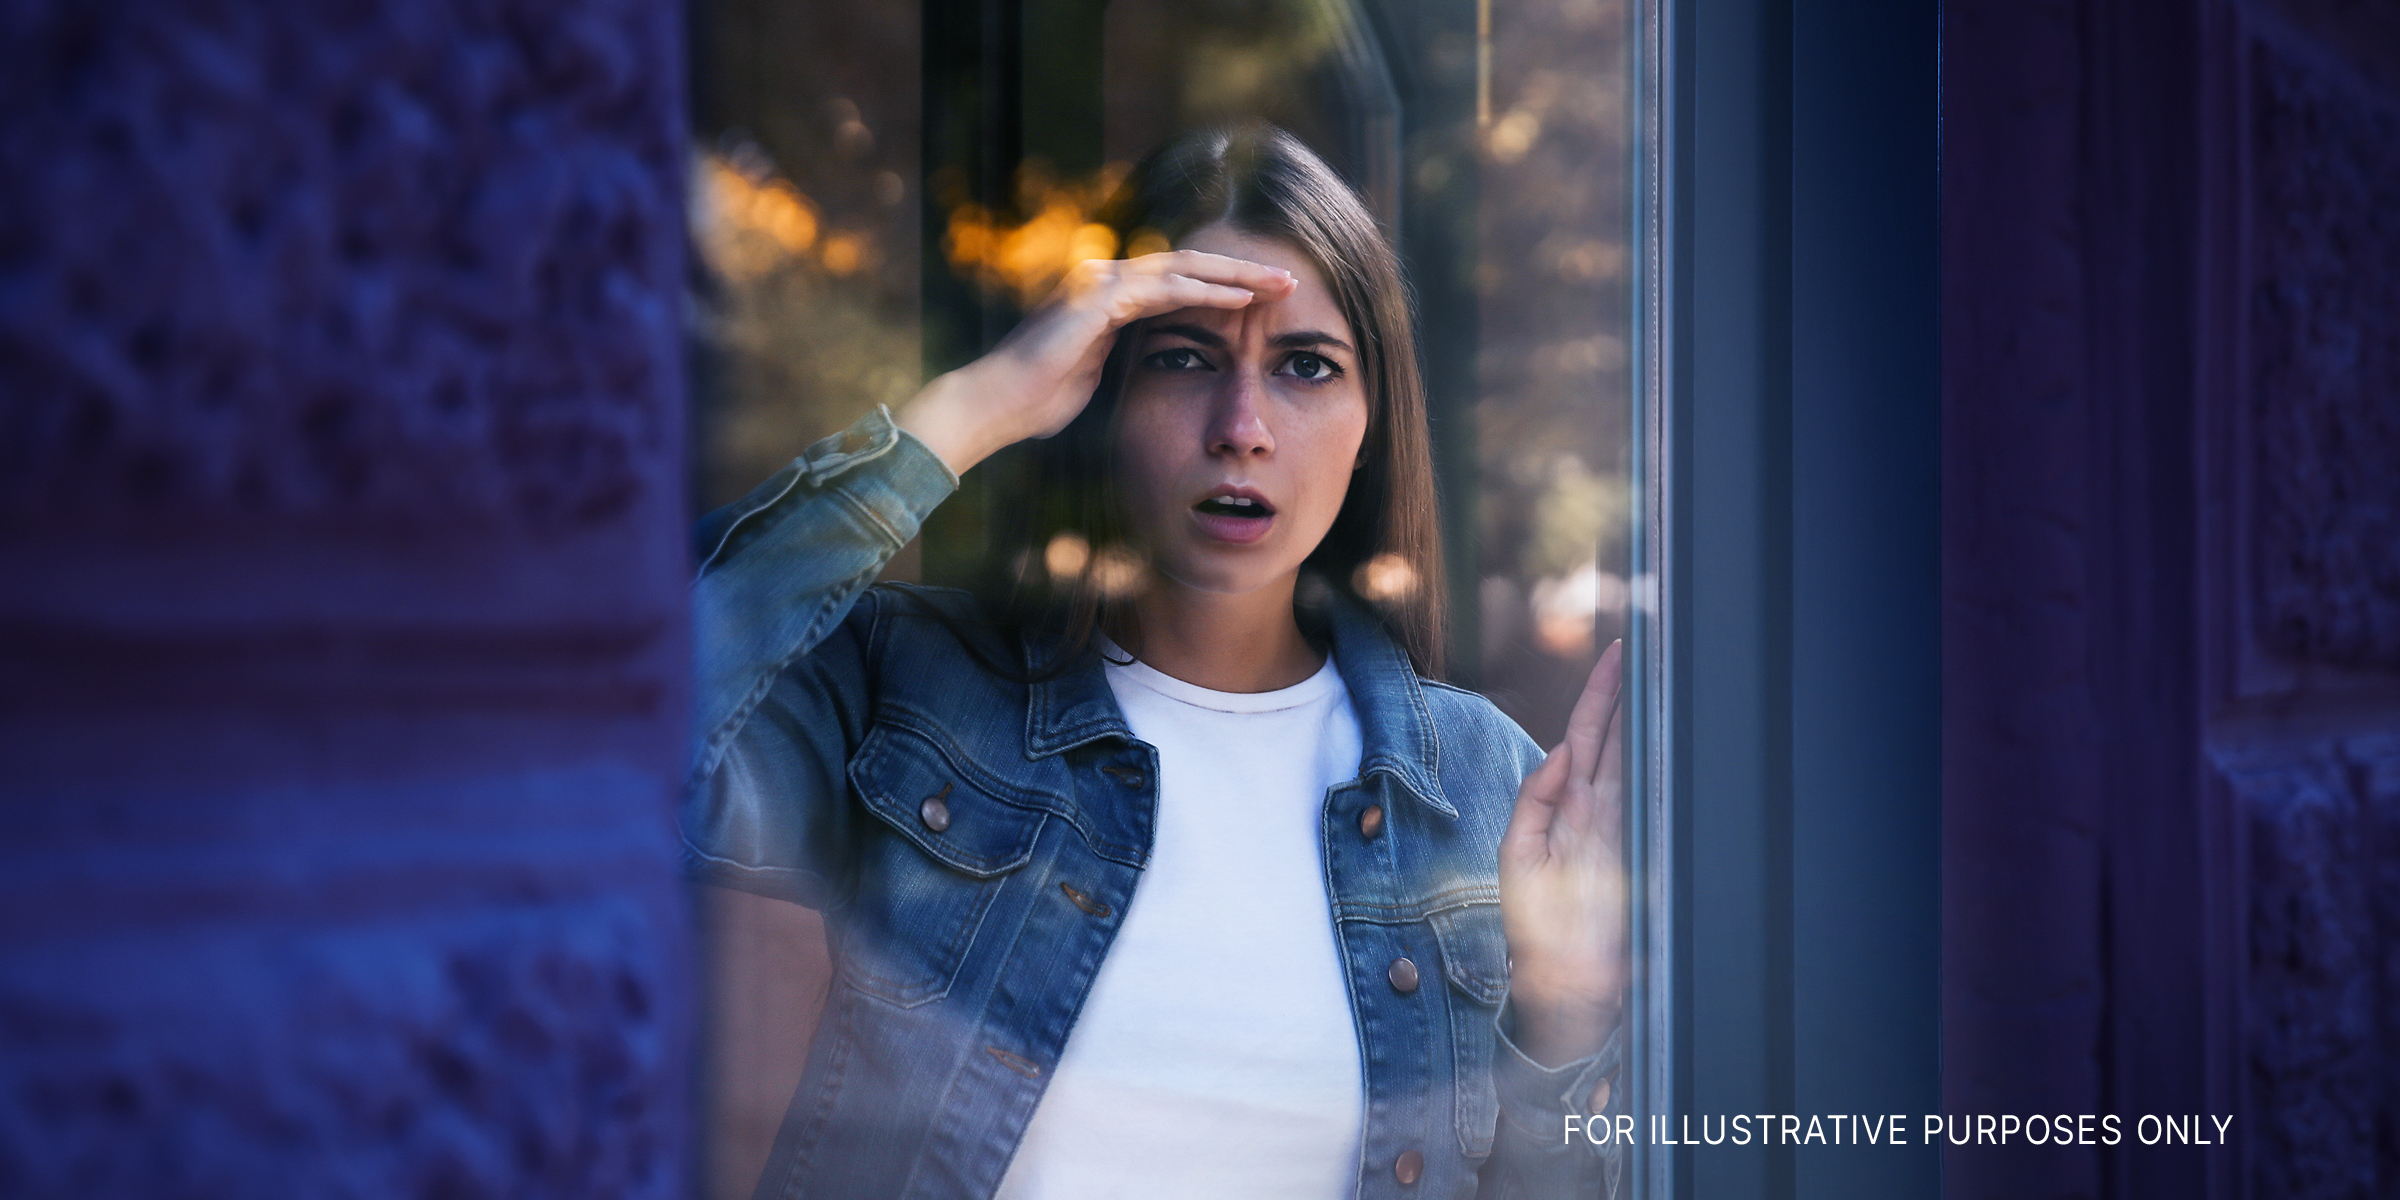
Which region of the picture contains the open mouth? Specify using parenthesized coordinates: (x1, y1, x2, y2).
(1190, 490, 1276, 543)
(1194, 494, 1274, 519)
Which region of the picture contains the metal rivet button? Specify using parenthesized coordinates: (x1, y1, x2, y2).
(1388, 956, 1420, 994)
(919, 782, 952, 833)
(1394, 1149, 1424, 1185)
(1358, 803, 1384, 839)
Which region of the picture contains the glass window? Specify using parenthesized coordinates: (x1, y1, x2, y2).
(685, 0, 1658, 1193)
(687, 0, 927, 571)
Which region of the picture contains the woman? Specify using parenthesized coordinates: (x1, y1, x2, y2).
(686, 125, 1628, 1200)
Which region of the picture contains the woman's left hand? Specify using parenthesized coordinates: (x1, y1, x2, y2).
(1498, 637, 1630, 1068)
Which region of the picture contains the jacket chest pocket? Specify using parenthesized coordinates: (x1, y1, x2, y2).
(840, 722, 1049, 1008)
(1431, 904, 1511, 1159)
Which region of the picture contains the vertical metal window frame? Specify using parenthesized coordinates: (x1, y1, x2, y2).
(1627, 0, 1672, 1191)
(1658, 2, 1942, 1199)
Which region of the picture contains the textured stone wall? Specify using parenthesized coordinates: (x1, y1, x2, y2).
(0, 1, 692, 1195)
(2249, 44, 2400, 672)
(0, 0, 673, 529)
(2222, 25, 2400, 1199)
(2217, 734, 2400, 1199)
(1944, 2, 2400, 1198)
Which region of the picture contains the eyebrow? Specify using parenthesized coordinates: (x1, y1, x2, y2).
(1144, 323, 1356, 356)
(1272, 330, 1355, 354)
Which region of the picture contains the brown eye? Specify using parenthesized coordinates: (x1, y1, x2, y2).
(1146, 347, 1208, 371)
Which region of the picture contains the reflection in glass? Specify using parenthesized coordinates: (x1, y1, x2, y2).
(687, 0, 923, 524)
(1470, 0, 1634, 749)
(685, 1, 1645, 1196)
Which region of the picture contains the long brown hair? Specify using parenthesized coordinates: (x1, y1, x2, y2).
(985, 123, 1447, 678)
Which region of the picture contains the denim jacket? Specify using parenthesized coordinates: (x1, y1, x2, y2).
(682, 406, 1623, 1199)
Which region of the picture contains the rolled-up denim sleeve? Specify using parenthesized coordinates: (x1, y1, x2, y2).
(1481, 1002, 1624, 1199)
(680, 405, 958, 905)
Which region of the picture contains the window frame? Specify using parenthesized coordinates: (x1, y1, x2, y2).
(1662, 0, 1943, 1197)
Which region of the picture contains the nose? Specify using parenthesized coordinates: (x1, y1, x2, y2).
(1206, 371, 1275, 458)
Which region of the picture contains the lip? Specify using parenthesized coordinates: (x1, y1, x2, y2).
(1188, 484, 1276, 545)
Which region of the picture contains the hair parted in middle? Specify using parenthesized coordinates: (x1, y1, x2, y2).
(982, 122, 1448, 679)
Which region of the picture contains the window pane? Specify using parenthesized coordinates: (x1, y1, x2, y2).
(1471, 0, 1635, 747)
(685, 0, 1655, 1194)
(687, 0, 925, 578)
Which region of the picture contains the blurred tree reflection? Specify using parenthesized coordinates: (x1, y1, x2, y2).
(686, 0, 922, 528)
(1471, 0, 1631, 743)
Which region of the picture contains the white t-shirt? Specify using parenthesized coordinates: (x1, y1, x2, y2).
(991, 643, 1367, 1200)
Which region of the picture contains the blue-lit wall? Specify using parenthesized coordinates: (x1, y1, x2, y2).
(0, 2, 694, 1193)
(1943, 0, 2399, 1196)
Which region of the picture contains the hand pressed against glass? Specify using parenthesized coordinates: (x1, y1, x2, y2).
(1502, 637, 1632, 1068)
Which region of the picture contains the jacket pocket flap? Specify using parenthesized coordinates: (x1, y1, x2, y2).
(1429, 904, 1511, 1006)
(850, 723, 1045, 878)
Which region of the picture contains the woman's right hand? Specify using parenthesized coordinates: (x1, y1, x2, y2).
(894, 249, 1297, 477)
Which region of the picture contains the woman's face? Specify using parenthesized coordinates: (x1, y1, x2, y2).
(1112, 224, 1371, 602)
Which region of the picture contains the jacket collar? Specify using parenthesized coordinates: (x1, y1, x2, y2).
(1020, 592, 1454, 817)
